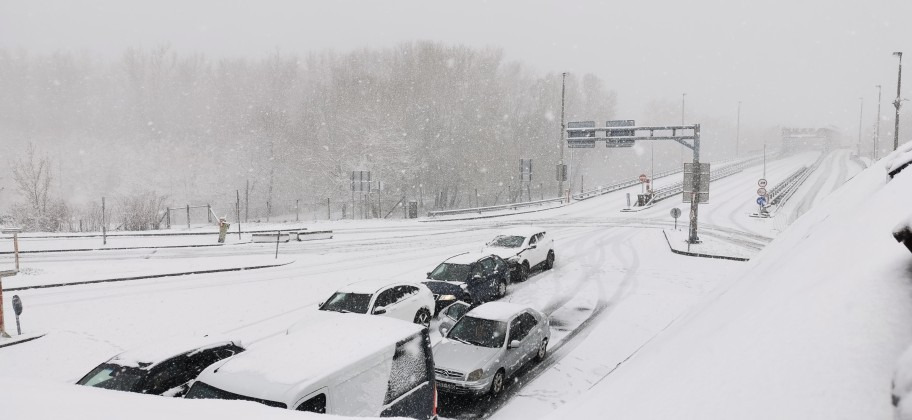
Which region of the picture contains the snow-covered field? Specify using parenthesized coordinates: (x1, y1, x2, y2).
(3, 149, 904, 420)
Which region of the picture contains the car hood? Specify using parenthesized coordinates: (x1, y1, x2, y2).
(481, 246, 521, 260)
(423, 280, 465, 295)
(433, 339, 502, 376)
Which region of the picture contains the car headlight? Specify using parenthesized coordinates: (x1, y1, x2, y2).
(466, 369, 484, 382)
(438, 294, 457, 301)
(507, 256, 520, 263)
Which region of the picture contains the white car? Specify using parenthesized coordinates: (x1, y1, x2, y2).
(316, 279, 436, 327)
(481, 226, 555, 282)
(433, 302, 550, 396)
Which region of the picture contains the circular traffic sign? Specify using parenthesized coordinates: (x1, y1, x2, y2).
(758, 178, 768, 188)
(757, 187, 768, 196)
(12, 295, 22, 316)
(639, 174, 648, 183)
(756, 196, 767, 206)
(670, 208, 681, 218)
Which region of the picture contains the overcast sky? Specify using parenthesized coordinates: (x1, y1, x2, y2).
(2, 0, 910, 130)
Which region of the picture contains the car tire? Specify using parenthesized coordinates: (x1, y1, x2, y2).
(544, 251, 555, 270)
(413, 308, 431, 328)
(520, 261, 530, 282)
(489, 369, 505, 397)
(497, 278, 508, 298)
(534, 338, 548, 363)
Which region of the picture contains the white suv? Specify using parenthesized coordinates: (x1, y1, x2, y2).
(316, 279, 436, 327)
(481, 227, 555, 282)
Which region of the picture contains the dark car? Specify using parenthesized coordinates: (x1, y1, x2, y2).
(423, 252, 511, 315)
(77, 335, 244, 397)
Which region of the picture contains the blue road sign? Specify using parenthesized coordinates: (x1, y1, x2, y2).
(756, 196, 767, 206)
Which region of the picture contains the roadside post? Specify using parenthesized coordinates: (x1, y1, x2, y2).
(671, 207, 682, 230)
(756, 196, 768, 213)
(275, 230, 281, 259)
(2, 228, 22, 271)
(218, 218, 230, 244)
(12, 295, 22, 335)
(0, 269, 17, 338)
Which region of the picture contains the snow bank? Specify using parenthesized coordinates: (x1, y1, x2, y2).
(548, 152, 912, 419)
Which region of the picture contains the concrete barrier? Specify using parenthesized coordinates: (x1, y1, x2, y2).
(295, 231, 333, 241)
(251, 232, 291, 243)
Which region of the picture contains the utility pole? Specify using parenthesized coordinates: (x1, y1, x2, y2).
(681, 93, 686, 163)
(763, 144, 767, 179)
(101, 197, 107, 245)
(558, 72, 567, 198)
(894, 52, 903, 151)
(857, 98, 864, 157)
(736, 101, 741, 157)
(875, 85, 883, 159)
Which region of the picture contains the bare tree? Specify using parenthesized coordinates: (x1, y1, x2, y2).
(11, 142, 52, 217)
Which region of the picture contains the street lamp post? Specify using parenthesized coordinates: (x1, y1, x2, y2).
(558, 72, 567, 198)
(894, 52, 903, 151)
(857, 97, 864, 157)
(736, 101, 741, 157)
(875, 85, 882, 160)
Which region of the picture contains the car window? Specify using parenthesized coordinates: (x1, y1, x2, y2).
(77, 363, 145, 391)
(489, 235, 525, 248)
(493, 257, 508, 273)
(296, 393, 327, 413)
(385, 332, 430, 404)
(320, 292, 372, 314)
(429, 263, 471, 282)
(444, 302, 470, 321)
(508, 317, 523, 342)
(518, 313, 538, 340)
(529, 235, 538, 245)
(480, 258, 495, 273)
(375, 288, 396, 308)
(400, 286, 419, 301)
(448, 316, 507, 348)
(469, 263, 483, 278)
(146, 357, 194, 394)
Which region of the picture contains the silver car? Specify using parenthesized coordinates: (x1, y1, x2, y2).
(432, 302, 550, 396)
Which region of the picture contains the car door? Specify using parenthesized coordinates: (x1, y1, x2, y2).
(465, 263, 488, 302)
(373, 288, 398, 319)
(492, 256, 509, 284)
(504, 315, 526, 374)
(393, 285, 421, 319)
(516, 313, 541, 366)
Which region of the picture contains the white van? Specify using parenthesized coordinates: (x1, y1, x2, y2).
(185, 314, 436, 419)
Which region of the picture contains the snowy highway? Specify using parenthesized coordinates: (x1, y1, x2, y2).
(0, 150, 863, 419)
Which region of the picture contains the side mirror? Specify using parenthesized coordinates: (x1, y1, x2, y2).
(439, 326, 449, 336)
(472, 274, 483, 281)
(318, 301, 325, 308)
(373, 306, 387, 315)
(426, 272, 432, 278)
(508, 340, 521, 349)
(528, 244, 537, 250)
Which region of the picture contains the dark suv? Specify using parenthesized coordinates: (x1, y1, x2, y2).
(422, 252, 511, 315)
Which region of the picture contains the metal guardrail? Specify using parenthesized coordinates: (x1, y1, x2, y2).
(766, 153, 825, 211)
(572, 167, 682, 201)
(426, 196, 565, 217)
(641, 155, 767, 206)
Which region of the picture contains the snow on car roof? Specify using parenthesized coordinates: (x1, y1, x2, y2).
(336, 278, 416, 293)
(495, 226, 544, 237)
(111, 334, 239, 369)
(445, 252, 487, 264)
(198, 314, 423, 403)
(467, 302, 530, 321)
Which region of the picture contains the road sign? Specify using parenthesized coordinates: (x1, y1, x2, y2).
(567, 121, 596, 138)
(670, 208, 681, 218)
(556, 164, 568, 181)
(350, 171, 372, 192)
(568, 138, 596, 148)
(520, 159, 533, 182)
(683, 162, 710, 204)
(757, 196, 767, 206)
(605, 119, 636, 137)
(639, 174, 648, 183)
(758, 178, 768, 188)
(757, 187, 768, 196)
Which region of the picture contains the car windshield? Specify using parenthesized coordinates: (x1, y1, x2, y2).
(428, 263, 471, 282)
(447, 316, 507, 348)
(488, 235, 525, 248)
(320, 292, 372, 314)
(185, 381, 287, 408)
(76, 363, 146, 391)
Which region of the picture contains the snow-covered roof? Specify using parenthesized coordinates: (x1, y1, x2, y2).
(494, 226, 544, 238)
(198, 314, 423, 404)
(336, 278, 417, 294)
(445, 252, 486, 264)
(111, 334, 240, 369)
(467, 302, 529, 321)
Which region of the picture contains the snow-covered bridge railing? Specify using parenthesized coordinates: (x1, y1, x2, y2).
(426, 197, 565, 218)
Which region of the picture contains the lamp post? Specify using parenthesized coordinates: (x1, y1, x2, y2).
(875, 85, 882, 160)
(736, 101, 741, 157)
(894, 52, 903, 151)
(857, 97, 864, 157)
(558, 72, 567, 198)
(681, 93, 686, 162)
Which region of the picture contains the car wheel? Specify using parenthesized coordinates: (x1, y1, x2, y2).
(489, 369, 505, 396)
(534, 338, 548, 363)
(544, 251, 555, 270)
(413, 308, 431, 328)
(497, 278, 507, 298)
(520, 261, 530, 281)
